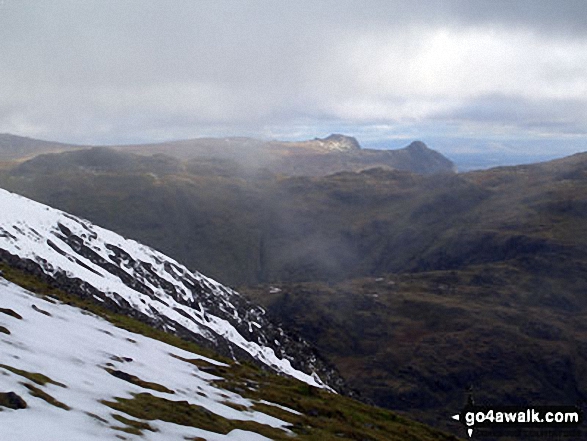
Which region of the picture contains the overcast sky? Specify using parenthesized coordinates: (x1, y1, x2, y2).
(1, 0, 586, 159)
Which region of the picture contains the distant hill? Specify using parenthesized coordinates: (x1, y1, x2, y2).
(115, 134, 456, 176)
(0, 133, 456, 175)
(2, 146, 587, 285)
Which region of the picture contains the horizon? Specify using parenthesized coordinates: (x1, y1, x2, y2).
(0, 130, 579, 172)
(0, 130, 578, 172)
(1, 1, 586, 164)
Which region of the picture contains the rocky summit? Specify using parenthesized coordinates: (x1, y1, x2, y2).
(312, 134, 362, 152)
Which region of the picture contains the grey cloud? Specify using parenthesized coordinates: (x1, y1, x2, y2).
(437, 94, 587, 135)
(0, 0, 586, 148)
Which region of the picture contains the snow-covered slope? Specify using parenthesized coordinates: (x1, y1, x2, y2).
(0, 188, 333, 389)
(0, 278, 294, 440)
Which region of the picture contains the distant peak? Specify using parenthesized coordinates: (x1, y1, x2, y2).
(313, 134, 361, 152)
(405, 141, 429, 151)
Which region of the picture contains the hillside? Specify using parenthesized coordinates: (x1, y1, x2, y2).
(244, 261, 587, 432)
(1, 147, 585, 285)
(1, 142, 586, 436)
(0, 271, 457, 440)
(0, 146, 457, 285)
(0, 188, 341, 389)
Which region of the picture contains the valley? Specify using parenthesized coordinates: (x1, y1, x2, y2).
(1, 133, 586, 437)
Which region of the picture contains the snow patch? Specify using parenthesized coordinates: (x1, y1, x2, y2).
(0, 279, 285, 440)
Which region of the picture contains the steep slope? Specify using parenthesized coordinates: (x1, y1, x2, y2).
(244, 264, 587, 433)
(0, 188, 337, 389)
(0, 276, 457, 440)
(0, 278, 289, 440)
(0, 147, 456, 285)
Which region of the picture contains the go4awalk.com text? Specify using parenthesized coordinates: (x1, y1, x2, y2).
(452, 404, 582, 438)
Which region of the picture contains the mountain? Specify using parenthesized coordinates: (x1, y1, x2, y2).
(115, 135, 456, 176)
(3, 147, 587, 436)
(0, 275, 457, 440)
(307, 134, 362, 152)
(0, 133, 456, 176)
(242, 153, 587, 431)
(3, 146, 583, 285)
(0, 188, 339, 389)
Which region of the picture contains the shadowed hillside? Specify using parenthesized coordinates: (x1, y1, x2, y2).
(1, 147, 586, 285)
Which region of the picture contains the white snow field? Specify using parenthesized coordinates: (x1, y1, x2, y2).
(0, 278, 294, 440)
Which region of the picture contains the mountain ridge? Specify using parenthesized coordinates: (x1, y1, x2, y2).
(0, 133, 456, 175)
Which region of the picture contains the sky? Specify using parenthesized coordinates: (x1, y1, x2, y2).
(1, 0, 586, 162)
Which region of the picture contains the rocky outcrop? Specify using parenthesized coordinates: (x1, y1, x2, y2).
(313, 134, 362, 152)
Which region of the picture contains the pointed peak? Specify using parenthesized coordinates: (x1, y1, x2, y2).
(405, 140, 429, 151)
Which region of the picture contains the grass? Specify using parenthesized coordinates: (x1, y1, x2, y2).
(0, 364, 67, 388)
(110, 413, 158, 436)
(21, 382, 70, 410)
(105, 368, 175, 394)
(102, 392, 292, 440)
(181, 356, 460, 441)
